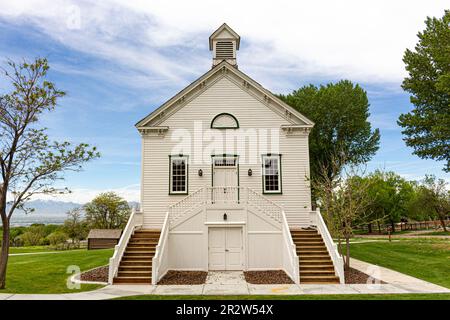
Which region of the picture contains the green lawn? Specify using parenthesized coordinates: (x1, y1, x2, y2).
(114, 293, 450, 300)
(0, 248, 112, 294)
(348, 239, 450, 288)
(9, 246, 84, 254)
(417, 231, 450, 236)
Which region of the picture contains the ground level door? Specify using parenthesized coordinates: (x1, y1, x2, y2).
(208, 227, 243, 270)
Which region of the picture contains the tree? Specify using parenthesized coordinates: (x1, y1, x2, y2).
(415, 175, 449, 231)
(63, 208, 87, 243)
(279, 80, 380, 195)
(84, 192, 130, 229)
(19, 225, 46, 246)
(313, 154, 374, 270)
(398, 10, 450, 172)
(47, 231, 68, 247)
(365, 171, 415, 232)
(0, 58, 100, 289)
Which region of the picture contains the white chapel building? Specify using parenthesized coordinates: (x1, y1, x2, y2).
(108, 24, 344, 285)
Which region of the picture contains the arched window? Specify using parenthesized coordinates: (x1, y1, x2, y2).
(210, 113, 239, 129)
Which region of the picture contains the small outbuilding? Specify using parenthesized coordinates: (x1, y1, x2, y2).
(87, 229, 122, 250)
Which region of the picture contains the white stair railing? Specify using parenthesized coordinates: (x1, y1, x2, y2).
(108, 207, 143, 284)
(152, 212, 170, 285)
(168, 186, 283, 227)
(168, 187, 206, 225)
(310, 208, 345, 284)
(247, 187, 282, 223)
(206, 186, 241, 204)
(281, 210, 300, 284)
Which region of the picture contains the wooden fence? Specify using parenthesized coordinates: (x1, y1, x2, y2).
(357, 219, 449, 234)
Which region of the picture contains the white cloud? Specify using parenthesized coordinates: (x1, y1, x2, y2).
(29, 183, 141, 204)
(0, 0, 447, 87)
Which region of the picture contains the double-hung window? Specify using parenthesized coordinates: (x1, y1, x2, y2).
(262, 154, 282, 194)
(169, 155, 188, 194)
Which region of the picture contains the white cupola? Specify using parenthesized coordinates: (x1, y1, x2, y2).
(209, 23, 240, 68)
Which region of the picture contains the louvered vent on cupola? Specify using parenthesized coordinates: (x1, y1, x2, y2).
(209, 23, 240, 68)
(215, 41, 234, 60)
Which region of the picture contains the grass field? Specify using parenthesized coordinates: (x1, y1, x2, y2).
(9, 246, 84, 254)
(114, 293, 450, 300)
(1, 238, 449, 299)
(417, 231, 450, 236)
(0, 248, 112, 294)
(348, 238, 450, 289)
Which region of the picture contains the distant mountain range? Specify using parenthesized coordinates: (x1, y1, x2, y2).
(8, 199, 140, 227)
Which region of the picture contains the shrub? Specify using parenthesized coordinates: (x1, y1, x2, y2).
(47, 231, 69, 246)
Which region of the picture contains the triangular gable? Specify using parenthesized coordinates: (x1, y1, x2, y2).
(209, 23, 240, 50)
(135, 61, 314, 129)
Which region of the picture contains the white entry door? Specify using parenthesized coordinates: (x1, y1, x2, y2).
(212, 156, 238, 203)
(208, 228, 243, 270)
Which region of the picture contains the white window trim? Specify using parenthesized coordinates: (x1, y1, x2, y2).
(169, 155, 189, 195)
(262, 154, 282, 194)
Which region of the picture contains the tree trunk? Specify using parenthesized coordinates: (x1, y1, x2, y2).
(377, 221, 381, 234)
(345, 236, 350, 270)
(390, 220, 395, 233)
(0, 218, 10, 289)
(368, 223, 372, 234)
(438, 215, 447, 232)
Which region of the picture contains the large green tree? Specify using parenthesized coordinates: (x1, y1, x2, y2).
(413, 175, 449, 231)
(0, 58, 99, 289)
(398, 10, 450, 172)
(365, 171, 415, 232)
(84, 192, 131, 229)
(279, 80, 380, 188)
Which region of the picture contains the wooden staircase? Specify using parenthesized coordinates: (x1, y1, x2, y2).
(291, 229, 340, 284)
(113, 229, 160, 284)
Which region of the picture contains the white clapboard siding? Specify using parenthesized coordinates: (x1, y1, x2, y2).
(141, 75, 311, 228)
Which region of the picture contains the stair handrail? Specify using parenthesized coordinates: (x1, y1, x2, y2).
(310, 208, 345, 284)
(152, 211, 170, 285)
(108, 207, 143, 284)
(281, 209, 300, 284)
(246, 187, 282, 223)
(168, 187, 206, 225)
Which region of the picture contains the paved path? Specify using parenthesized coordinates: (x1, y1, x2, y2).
(356, 230, 450, 239)
(0, 259, 448, 300)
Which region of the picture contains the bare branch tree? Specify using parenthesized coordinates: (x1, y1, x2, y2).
(313, 152, 374, 270)
(0, 58, 100, 289)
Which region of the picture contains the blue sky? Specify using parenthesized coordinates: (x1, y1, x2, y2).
(0, 0, 448, 203)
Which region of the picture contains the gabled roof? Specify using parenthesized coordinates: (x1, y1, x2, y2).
(87, 229, 122, 239)
(135, 61, 314, 128)
(209, 23, 240, 50)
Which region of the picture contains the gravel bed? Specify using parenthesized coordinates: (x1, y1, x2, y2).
(158, 270, 208, 285)
(345, 267, 385, 284)
(80, 266, 109, 283)
(244, 270, 294, 284)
